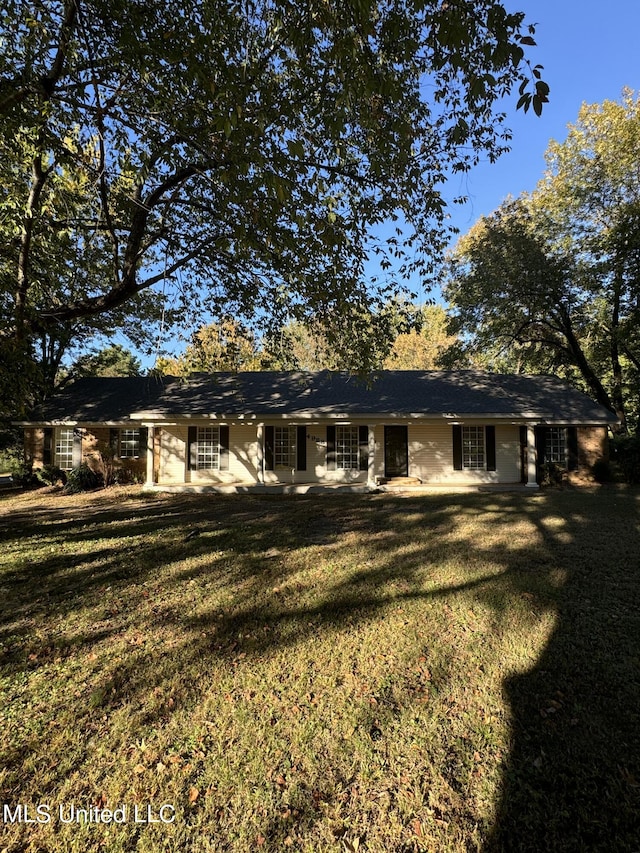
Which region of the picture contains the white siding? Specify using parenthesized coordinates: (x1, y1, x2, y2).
(495, 424, 521, 483)
(267, 426, 367, 485)
(189, 423, 260, 484)
(408, 422, 521, 484)
(156, 420, 522, 486)
(158, 425, 188, 484)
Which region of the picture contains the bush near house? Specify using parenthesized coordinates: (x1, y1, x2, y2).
(610, 434, 640, 484)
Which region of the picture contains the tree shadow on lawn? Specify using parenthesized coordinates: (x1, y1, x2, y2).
(483, 488, 640, 853)
(1, 488, 639, 849)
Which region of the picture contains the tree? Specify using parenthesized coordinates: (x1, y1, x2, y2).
(0, 0, 548, 413)
(156, 319, 263, 375)
(70, 344, 142, 378)
(444, 92, 640, 433)
(383, 305, 458, 369)
(262, 320, 337, 371)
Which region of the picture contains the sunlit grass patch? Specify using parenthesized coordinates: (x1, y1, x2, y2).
(0, 485, 638, 852)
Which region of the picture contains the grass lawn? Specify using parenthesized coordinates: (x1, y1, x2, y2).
(0, 485, 639, 852)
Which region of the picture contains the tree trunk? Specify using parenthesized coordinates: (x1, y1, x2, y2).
(557, 306, 621, 427)
(609, 268, 628, 433)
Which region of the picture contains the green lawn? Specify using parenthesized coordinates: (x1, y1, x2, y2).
(0, 486, 638, 852)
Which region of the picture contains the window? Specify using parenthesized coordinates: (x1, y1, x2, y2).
(336, 426, 359, 470)
(197, 426, 220, 470)
(56, 428, 74, 470)
(119, 429, 141, 458)
(462, 426, 485, 470)
(274, 426, 295, 468)
(544, 427, 567, 466)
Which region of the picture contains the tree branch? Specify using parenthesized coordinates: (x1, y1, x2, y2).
(15, 147, 52, 337)
(0, 0, 78, 114)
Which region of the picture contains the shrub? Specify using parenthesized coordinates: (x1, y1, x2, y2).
(95, 441, 116, 486)
(10, 459, 38, 489)
(62, 463, 104, 494)
(539, 461, 565, 487)
(591, 457, 613, 484)
(0, 427, 24, 472)
(610, 434, 640, 484)
(113, 465, 144, 485)
(34, 464, 67, 487)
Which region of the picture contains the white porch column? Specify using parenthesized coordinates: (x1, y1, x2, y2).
(145, 424, 155, 487)
(257, 423, 264, 484)
(367, 425, 376, 487)
(526, 424, 539, 488)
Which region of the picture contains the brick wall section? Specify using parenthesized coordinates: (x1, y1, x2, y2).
(83, 428, 110, 475)
(24, 426, 144, 480)
(83, 428, 145, 479)
(25, 428, 44, 466)
(568, 426, 609, 483)
(578, 426, 608, 468)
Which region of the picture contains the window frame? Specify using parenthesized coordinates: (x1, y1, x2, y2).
(196, 426, 221, 471)
(119, 428, 141, 459)
(336, 425, 360, 470)
(274, 425, 295, 469)
(461, 425, 485, 470)
(544, 426, 567, 467)
(55, 427, 74, 471)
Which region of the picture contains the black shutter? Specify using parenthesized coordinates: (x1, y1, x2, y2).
(296, 425, 307, 471)
(219, 425, 230, 470)
(188, 426, 198, 471)
(358, 425, 369, 471)
(452, 425, 462, 471)
(326, 425, 336, 471)
(567, 426, 578, 471)
(264, 425, 274, 471)
(519, 425, 527, 483)
(109, 428, 120, 456)
(72, 428, 83, 467)
(535, 426, 547, 466)
(138, 427, 148, 459)
(485, 425, 496, 471)
(43, 428, 53, 465)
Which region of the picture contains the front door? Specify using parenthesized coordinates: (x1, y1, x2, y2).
(384, 425, 408, 478)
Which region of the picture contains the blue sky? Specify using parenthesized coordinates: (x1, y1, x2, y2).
(442, 0, 640, 243)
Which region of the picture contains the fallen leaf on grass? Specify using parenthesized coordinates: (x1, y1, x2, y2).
(188, 786, 199, 803)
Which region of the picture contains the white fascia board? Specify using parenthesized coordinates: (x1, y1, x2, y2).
(15, 420, 78, 427)
(128, 410, 615, 425)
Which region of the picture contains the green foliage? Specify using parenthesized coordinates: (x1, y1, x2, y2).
(34, 464, 66, 486)
(591, 457, 613, 484)
(1, 0, 547, 409)
(538, 461, 565, 488)
(444, 91, 640, 433)
(157, 319, 263, 375)
(264, 300, 426, 371)
(70, 344, 142, 378)
(111, 465, 144, 486)
(9, 459, 37, 489)
(62, 463, 103, 494)
(383, 305, 459, 369)
(610, 435, 640, 484)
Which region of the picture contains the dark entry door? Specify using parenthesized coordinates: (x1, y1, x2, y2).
(384, 425, 408, 478)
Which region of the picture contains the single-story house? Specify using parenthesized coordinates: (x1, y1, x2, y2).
(18, 370, 617, 490)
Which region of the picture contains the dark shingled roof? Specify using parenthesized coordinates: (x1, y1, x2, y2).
(28, 375, 168, 423)
(26, 371, 617, 424)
